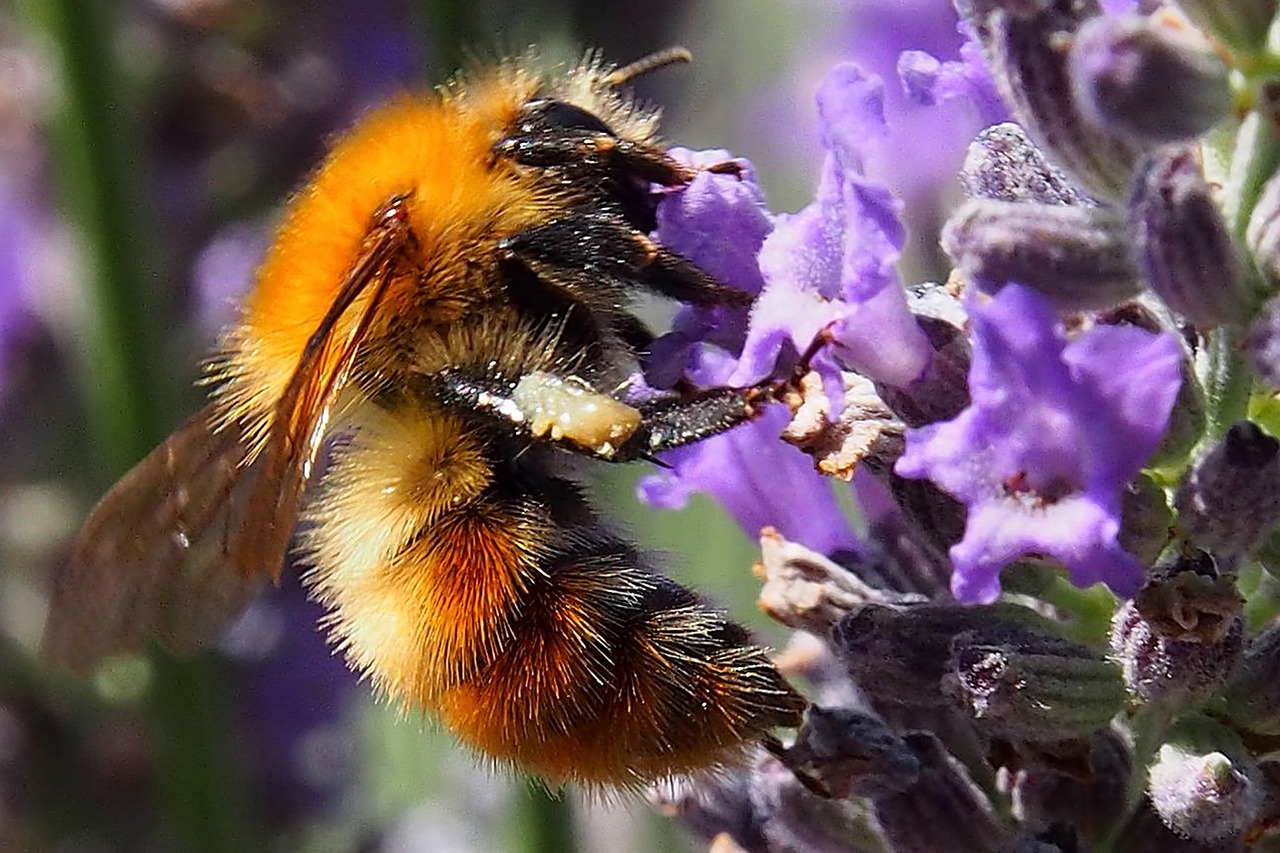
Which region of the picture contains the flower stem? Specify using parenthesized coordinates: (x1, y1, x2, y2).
(1203, 326, 1252, 440)
(515, 784, 578, 853)
(1101, 707, 1170, 852)
(21, 1, 252, 850)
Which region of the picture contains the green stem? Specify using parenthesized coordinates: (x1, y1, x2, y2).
(20, 1, 252, 850)
(1203, 326, 1252, 441)
(1101, 708, 1170, 853)
(409, 0, 483, 82)
(515, 784, 577, 853)
(1222, 108, 1280, 241)
(21, 0, 160, 475)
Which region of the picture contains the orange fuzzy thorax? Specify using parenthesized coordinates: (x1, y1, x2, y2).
(212, 70, 551, 454)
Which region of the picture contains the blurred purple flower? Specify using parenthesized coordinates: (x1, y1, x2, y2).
(840, 0, 995, 201)
(193, 222, 268, 333)
(898, 28, 1007, 126)
(0, 179, 37, 396)
(224, 576, 358, 826)
(895, 285, 1182, 603)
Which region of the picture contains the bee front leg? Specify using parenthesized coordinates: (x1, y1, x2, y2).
(611, 386, 770, 461)
(426, 368, 773, 462)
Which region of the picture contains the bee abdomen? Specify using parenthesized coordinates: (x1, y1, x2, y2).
(303, 400, 805, 786)
(437, 523, 807, 787)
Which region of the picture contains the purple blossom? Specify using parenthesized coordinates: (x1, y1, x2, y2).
(223, 576, 359, 826)
(733, 64, 933, 401)
(638, 404, 859, 556)
(193, 222, 269, 334)
(895, 285, 1182, 603)
(648, 149, 772, 389)
(898, 33, 1007, 126)
(0, 179, 36, 397)
(643, 139, 861, 555)
(841, 0, 995, 201)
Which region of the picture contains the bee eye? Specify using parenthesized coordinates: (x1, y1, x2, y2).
(526, 99, 615, 136)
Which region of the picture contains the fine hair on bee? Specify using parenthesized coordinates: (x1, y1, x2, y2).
(43, 47, 810, 790)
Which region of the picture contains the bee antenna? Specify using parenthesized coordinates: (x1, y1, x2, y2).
(604, 47, 692, 88)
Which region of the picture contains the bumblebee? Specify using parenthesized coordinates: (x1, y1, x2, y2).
(43, 49, 807, 788)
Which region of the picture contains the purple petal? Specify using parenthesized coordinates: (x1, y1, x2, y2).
(897, 26, 1008, 126)
(733, 64, 932, 396)
(895, 285, 1181, 601)
(637, 406, 859, 556)
(647, 149, 774, 388)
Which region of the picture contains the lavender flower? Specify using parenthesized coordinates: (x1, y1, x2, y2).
(0, 178, 36, 398)
(895, 285, 1182, 602)
(655, 1, 1280, 850)
(641, 63, 949, 555)
(734, 64, 932, 396)
(897, 19, 1007, 127)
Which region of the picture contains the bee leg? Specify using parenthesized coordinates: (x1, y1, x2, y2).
(426, 368, 646, 459)
(500, 213, 752, 307)
(610, 312, 657, 358)
(612, 386, 769, 461)
(424, 367, 771, 462)
(496, 128, 692, 186)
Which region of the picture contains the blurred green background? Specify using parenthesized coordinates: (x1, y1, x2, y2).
(0, 0, 972, 850)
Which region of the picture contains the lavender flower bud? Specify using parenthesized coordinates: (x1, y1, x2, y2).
(998, 825, 1086, 853)
(832, 602, 1064, 707)
(943, 198, 1141, 311)
(755, 529, 909, 636)
(875, 314, 972, 428)
(1246, 170, 1280, 290)
(1148, 715, 1266, 843)
(871, 733, 1009, 853)
(1119, 473, 1176, 567)
(1012, 729, 1131, 842)
(860, 431, 969, 556)
(651, 772, 764, 851)
(1175, 421, 1280, 554)
(960, 122, 1092, 206)
(748, 756, 884, 853)
(1070, 14, 1231, 144)
(855, 473, 954, 598)
(1173, 0, 1279, 53)
(1222, 619, 1280, 734)
(874, 702, 995, 795)
(784, 705, 921, 799)
(1113, 802, 1249, 852)
(960, 0, 1144, 199)
(1110, 554, 1245, 707)
(944, 631, 1126, 743)
(1128, 147, 1254, 328)
(1245, 295, 1280, 388)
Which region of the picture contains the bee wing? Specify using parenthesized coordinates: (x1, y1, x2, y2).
(229, 196, 413, 583)
(43, 404, 259, 672)
(43, 197, 415, 673)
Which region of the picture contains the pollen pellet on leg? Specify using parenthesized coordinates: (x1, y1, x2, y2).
(512, 370, 642, 456)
